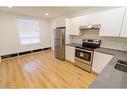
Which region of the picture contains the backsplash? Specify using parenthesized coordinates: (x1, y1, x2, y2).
(71, 29, 127, 51)
(100, 37, 127, 51)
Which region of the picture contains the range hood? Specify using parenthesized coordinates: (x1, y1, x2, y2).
(79, 24, 101, 30)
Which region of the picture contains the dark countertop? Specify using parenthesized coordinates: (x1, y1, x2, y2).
(90, 47, 127, 88)
(65, 43, 81, 47)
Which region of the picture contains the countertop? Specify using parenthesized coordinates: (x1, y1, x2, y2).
(66, 43, 127, 88)
(90, 47, 127, 88)
(65, 43, 81, 47)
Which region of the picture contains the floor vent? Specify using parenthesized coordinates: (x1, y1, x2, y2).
(1, 53, 18, 59)
(32, 49, 42, 53)
(43, 47, 51, 51)
(19, 51, 32, 56)
(0, 47, 51, 60)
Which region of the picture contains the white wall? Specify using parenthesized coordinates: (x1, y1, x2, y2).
(0, 11, 51, 56)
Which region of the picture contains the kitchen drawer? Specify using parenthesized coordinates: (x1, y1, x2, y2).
(74, 60, 91, 72)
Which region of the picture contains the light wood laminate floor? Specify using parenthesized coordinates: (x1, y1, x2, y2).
(0, 50, 96, 88)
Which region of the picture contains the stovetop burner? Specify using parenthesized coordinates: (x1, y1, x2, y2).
(76, 39, 101, 51)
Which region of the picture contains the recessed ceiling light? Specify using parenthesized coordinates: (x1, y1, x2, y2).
(44, 13, 48, 16)
(8, 5, 12, 8)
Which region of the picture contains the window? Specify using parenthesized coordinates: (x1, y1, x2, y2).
(16, 18, 40, 45)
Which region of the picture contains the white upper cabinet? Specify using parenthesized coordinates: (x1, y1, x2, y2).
(99, 7, 126, 37)
(55, 18, 66, 27)
(88, 12, 102, 25)
(65, 7, 127, 37)
(70, 17, 80, 35)
(79, 15, 89, 26)
(66, 17, 80, 35)
(65, 18, 70, 36)
(79, 12, 102, 26)
(65, 13, 102, 36)
(120, 8, 127, 37)
(65, 19, 72, 44)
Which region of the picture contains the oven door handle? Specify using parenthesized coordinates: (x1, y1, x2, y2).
(75, 48, 93, 53)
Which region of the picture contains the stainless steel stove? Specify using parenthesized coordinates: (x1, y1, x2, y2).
(74, 39, 101, 72)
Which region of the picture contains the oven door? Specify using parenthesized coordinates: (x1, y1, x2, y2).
(75, 48, 93, 65)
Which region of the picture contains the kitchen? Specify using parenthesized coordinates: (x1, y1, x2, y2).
(53, 7, 127, 88)
(0, 6, 127, 88)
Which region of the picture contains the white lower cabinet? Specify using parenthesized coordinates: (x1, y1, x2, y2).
(92, 52, 114, 74)
(65, 45, 75, 63)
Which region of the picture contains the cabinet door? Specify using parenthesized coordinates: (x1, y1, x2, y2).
(88, 12, 102, 25)
(55, 18, 66, 27)
(120, 8, 127, 37)
(65, 36, 72, 44)
(65, 46, 75, 63)
(65, 18, 70, 36)
(99, 7, 125, 37)
(70, 17, 80, 35)
(92, 52, 113, 74)
(79, 15, 89, 26)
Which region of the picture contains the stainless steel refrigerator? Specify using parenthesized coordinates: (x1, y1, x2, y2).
(54, 27, 65, 61)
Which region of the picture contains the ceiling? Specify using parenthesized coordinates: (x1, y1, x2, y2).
(0, 7, 86, 19)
